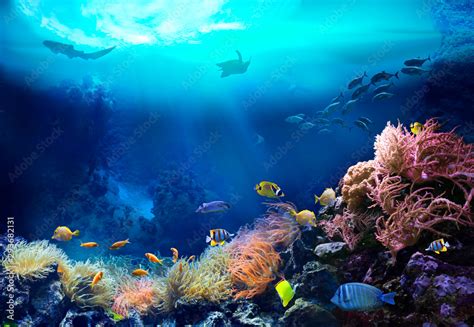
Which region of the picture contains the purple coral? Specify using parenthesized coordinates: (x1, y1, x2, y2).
(412, 275, 431, 299)
(433, 275, 456, 297)
(439, 303, 454, 318)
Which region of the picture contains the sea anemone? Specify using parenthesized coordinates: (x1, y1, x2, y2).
(226, 229, 281, 299)
(60, 260, 116, 309)
(1, 240, 68, 280)
(112, 277, 157, 317)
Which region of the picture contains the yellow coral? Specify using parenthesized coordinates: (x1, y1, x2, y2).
(154, 247, 232, 312)
(1, 240, 68, 280)
(342, 160, 376, 212)
(60, 260, 116, 309)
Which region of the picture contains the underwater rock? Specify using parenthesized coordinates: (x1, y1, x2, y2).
(291, 261, 339, 307)
(196, 311, 231, 327)
(280, 238, 316, 277)
(399, 252, 474, 326)
(231, 302, 275, 326)
(314, 242, 348, 262)
(58, 308, 115, 327)
(279, 298, 339, 327)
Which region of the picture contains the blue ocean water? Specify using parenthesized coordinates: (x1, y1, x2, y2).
(0, 0, 465, 260)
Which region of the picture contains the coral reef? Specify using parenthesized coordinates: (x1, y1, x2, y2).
(1, 240, 68, 280)
(60, 260, 116, 309)
(112, 277, 156, 317)
(227, 229, 282, 299)
(341, 160, 376, 212)
(322, 120, 473, 256)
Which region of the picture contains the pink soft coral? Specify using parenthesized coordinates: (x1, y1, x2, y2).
(112, 278, 156, 317)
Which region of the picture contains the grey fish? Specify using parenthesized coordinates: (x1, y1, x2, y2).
(314, 118, 330, 124)
(401, 66, 430, 76)
(358, 117, 373, 125)
(331, 118, 345, 126)
(348, 72, 367, 89)
(354, 120, 370, 132)
(330, 92, 344, 104)
(372, 92, 394, 101)
(373, 81, 394, 94)
(300, 122, 315, 130)
(352, 84, 370, 100)
(342, 98, 359, 114)
(331, 283, 396, 311)
(324, 101, 341, 114)
(404, 56, 430, 67)
(315, 110, 326, 116)
(217, 50, 251, 78)
(370, 71, 399, 84)
(253, 133, 265, 145)
(317, 128, 331, 135)
(285, 115, 305, 124)
(196, 201, 231, 214)
(43, 40, 115, 60)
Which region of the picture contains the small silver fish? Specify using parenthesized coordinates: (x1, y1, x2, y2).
(348, 72, 367, 89)
(354, 120, 370, 132)
(373, 81, 394, 94)
(285, 115, 305, 124)
(401, 66, 430, 76)
(300, 122, 315, 130)
(372, 92, 394, 101)
(342, 99, 359, 114)
(370, 71, 399, 84)
(358, 117, 373, 125)
(352, 84, 370, 100)
(330, 92, 344, 104)
(404, 56, 430, 67)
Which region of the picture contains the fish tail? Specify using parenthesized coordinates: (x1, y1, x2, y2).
(379, 292, 396, 305)
(73, 230, 80, 236)
(206, 236, 211, 243)
(395, 71, 399, 79)
(428, 54, 431, 61)
(288, 209, 297, 217)
(444, 241, 450, 248)
(363, 71, 367, 77)
(314, 195, 319, 204)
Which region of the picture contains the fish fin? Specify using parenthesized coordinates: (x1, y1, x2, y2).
(229, 233, 235, 237)
(73, 230, 80, 236)
(425, 247, 430, 251)
(220, 241, 226, 246)
(395, 72, 399, 79)
(428, 55, 431, 61)
(363, 71, 367, 77)
(210, 240, 217, 247)
(440, 246, 448, 252)
(314, 195, 319, 204)
(434, 250, 440, 254)
(206, 236, 211, 243)
(379, 292, 396, 305)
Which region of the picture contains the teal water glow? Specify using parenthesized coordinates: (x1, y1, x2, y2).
(3, 0, 440, 107)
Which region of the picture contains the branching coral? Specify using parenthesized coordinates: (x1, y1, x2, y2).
(1, 240, 69, 280)
(254, 202, 302, 249)
(226, 230, 281, 299)
(112, 277, 157, 317)
(60, 260, 116, 309)
(342, 160, 377, 212)
(324, 119, 473, 257)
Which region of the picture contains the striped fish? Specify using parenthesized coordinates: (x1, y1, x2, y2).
(331, 282, 396, 311)
(206, 229, 234, 247)
(425, 238, 450, 254)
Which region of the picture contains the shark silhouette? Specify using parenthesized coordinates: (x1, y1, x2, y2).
(216, 50, 251, 78)
(43, 40, 115, 60)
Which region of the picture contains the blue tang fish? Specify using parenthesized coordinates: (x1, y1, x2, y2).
(331, 282, 396, 311)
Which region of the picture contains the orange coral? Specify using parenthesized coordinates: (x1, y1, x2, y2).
(226, 230, 281, 299)
(112, 278, 156, 317)
(342, 160, 377, 212)
(254, 202, 302, 249)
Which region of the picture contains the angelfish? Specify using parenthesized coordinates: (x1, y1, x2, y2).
(426, 238, 450, 254)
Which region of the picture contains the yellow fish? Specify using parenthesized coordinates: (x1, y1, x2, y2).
(410, 122, 424, 135)
(80, 242, 99, 248)
(275, 279, 295, 307)
(255, 181, 285, 198)
(145, 253, 163, 264)
(171, 248, 179, 263)
(290, 209, 317, 228)
(132, 269, 149, 277)
(109, 239, 130, 250)
(206, 229, 234, 247)
(91, 271, 103, 288)
(314, 188, 336, 206)
(188, 255, 196, 262)
(51, 226, 79, 241)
